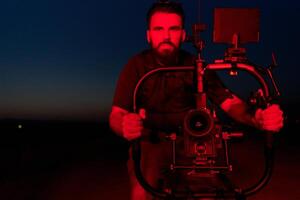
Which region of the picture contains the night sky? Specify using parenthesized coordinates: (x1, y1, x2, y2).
(1, 0, 300, 122)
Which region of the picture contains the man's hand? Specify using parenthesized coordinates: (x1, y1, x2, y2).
(254, 104, 284, 132)
(122, 109, 146, 141)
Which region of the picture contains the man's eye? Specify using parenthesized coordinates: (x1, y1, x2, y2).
(170, 27, 181, 31)
(153, 27, 163, 31)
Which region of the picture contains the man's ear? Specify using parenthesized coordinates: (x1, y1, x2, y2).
(181, 29, 186, 42)
(146, 30, 150, 43)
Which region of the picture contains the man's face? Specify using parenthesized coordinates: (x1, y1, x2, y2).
(147, 12, 186, 57)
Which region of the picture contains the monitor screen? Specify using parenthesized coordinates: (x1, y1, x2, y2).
(213, 8, 260, 44)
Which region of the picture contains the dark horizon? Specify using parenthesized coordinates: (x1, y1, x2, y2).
(1, 99, 299, 124)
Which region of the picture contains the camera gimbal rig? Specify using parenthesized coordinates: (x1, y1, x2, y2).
(131, 3, 281, 200)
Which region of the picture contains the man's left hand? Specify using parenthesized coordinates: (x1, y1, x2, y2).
(254, 104, 284, 132)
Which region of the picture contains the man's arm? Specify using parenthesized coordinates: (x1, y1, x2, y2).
(220, 95, 284, 132)
(109, 106, 145, 140)
(109, 106, 128, 137)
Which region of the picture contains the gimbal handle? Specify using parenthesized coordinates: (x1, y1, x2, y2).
(133, 62, 270, 112)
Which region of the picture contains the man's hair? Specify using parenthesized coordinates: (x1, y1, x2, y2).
(146, 1, 185, 29)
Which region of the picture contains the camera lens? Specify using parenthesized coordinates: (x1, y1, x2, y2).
(189, 114, 209, 132)
(184, 108, 214, 137)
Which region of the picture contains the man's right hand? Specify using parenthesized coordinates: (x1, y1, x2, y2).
(109, 106, 146, 141)
(122, 109, 146, 141)
(122, 112, 144, 141)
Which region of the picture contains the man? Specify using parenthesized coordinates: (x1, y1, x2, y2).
(109, 1, 283, 200)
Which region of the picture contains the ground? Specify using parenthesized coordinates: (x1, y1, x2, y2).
(0, 119, 299, 200)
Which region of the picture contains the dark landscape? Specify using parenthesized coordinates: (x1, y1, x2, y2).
(0, 104, 299, 200)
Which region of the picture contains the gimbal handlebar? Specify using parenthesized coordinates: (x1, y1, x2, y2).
(132, 61, 275, 199)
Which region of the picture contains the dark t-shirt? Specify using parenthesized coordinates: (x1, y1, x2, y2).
(113, 49, 232, 131)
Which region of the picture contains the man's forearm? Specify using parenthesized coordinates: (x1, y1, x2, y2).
(109, 111, 124, 137)
(221, 95, 258, 128)
(227, 102, 257, 127)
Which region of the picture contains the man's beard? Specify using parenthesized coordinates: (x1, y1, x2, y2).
(152, 41, 180, 66)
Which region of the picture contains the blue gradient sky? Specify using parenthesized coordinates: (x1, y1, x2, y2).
(1, 0, 300, 121)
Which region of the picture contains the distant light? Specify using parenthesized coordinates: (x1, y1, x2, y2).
(18, 124, 23, 129)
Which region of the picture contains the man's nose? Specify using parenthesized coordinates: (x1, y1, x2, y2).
(163, 30, 170, 39)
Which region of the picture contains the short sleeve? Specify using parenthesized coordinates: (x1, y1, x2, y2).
(112, 58, 140, 112)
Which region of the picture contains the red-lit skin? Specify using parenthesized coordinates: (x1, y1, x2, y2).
(220, 96, 284, 132)
(255, 104, 283, 132)
(146, 12, 186, 57)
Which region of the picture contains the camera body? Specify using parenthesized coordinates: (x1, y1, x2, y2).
(183, 107, 224, 165)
